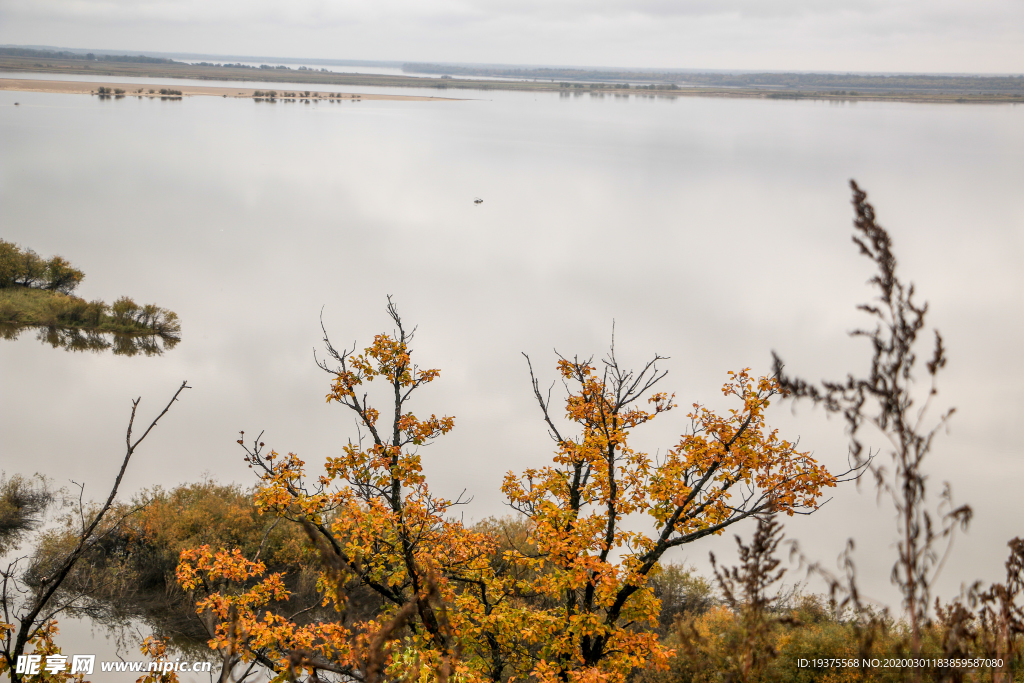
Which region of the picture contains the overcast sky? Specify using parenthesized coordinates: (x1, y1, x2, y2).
(2, 0, 1022, 73)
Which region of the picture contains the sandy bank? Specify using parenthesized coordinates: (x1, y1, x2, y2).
(0, 78, 461, 102)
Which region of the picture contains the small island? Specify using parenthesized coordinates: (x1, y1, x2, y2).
(0, 78, 455, 102)
(0, 240, 181, 355)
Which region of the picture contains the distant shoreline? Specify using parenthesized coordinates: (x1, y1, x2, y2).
(1, 55, 1022, 103)
(0, 78, 460, 102)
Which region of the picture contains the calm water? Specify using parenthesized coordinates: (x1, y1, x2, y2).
(1, 79, 1022, 669)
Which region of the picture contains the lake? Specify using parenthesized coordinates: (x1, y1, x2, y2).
(1, 76, 1022, 671)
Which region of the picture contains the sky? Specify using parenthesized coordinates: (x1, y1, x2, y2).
(2, 0, 1023, 73)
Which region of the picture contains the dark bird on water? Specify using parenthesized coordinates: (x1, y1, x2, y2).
(474, 197, 483, 204)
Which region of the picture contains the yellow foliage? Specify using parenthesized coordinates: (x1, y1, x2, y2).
(175, 310, 836, 683)
(501, 358, 835, 682)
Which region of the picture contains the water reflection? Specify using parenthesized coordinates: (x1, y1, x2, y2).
(0, 324, 179, 356)
(1, 81, 1022, 629)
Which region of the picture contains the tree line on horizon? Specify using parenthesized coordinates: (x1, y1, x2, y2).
(402, 64, 1024, 94)
(0, 47, 304, 72)
(0, 47, 177, 64)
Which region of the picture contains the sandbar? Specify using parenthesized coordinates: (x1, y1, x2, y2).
(0, 78, 460, 102)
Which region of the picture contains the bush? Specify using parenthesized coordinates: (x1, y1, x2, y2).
(0, 474, 55, 553)
(28, 481, 311, 647)
(110, 295, 140, 324)
(150, 309, 180, 337)
(43, 256, 85, 294)
(46, 295, 91, 326)
(651, 563, 717, 634)
(109, 296, 180, 337)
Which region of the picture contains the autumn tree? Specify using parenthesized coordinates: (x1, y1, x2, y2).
(185, 299, 860, 683)
(181, 299, 532, 682)
(500, 345, 857, 682)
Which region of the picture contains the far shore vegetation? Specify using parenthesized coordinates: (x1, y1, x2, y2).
(2, 47, 1022, 103)
(0, 239, 180, 355)
(95, 86, 182, 99)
